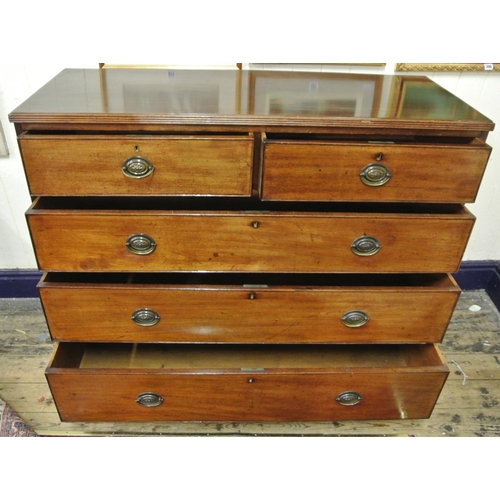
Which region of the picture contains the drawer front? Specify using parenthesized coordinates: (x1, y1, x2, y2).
(262, 139, 491, 202)
(39, 274, 460, 343)
(19, 135, 254, 196)
(27, 208, 474, 273)
(46, 343, 449, 422)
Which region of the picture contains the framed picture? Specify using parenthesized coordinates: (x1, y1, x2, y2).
(247, 70, 383, 117)
(389, 75, 490, 121)
(395, 63, 499, 72)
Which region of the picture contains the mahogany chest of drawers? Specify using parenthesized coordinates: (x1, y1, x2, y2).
(9, 68, 494, 422)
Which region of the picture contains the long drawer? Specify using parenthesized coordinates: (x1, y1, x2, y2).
(46, 342, 449, 422)
(262, 135, 491, 202)
(18, 133, 254, 196)
(39, 273, 460, 344)
(27, 198, 475, 273)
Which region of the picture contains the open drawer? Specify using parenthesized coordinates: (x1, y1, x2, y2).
(26, 198, 475, 273)
(18, 132, 254, 196)
(262, 134, 492, 203)
(46, 342, 449, 422)
(39, 272, 460, 344)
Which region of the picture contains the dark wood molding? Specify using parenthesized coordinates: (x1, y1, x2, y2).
(0, 270, 42, 298)
(452, 261, 500, 311)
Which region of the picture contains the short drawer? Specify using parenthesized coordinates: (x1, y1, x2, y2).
(46, 343, 449, 422)
(262, 136, 491, 202)
(39, 273, 460, 344)
(18, 133, 254, 196)
(26, 198, 475, 273)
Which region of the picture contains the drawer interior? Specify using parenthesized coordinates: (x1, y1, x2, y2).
(264, 133, 487, 146)
(50, 343, 446, 371)
(29, 196, 470, 216)
(20, 130, 252, 138)
(40, 271, 457, 289)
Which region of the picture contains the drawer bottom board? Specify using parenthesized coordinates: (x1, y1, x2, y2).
(46, 343, 449, 422)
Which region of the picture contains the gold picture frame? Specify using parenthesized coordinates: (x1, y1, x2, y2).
(395, 63, 499, 72)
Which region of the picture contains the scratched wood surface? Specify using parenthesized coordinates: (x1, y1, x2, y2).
(1, 290, 499, 437)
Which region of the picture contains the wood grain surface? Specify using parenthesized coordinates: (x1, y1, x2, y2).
(27, 204, 475, 273)
(19, 134, 254, 196)
(1, 291, 498, 436)
(38, 273, 459, 343)
(262, 138, 491, 203)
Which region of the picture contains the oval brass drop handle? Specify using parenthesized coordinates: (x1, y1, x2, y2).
(135, 392, 164, 407)
(131, 308, 160, 327)
(336, 391, 363, 406)
(360, 162, 391, 187)
(122, 156, 154, 179)
(125, 233, 157, 255)
(351, 236, 381, 256)
(341, 310, 369, 328)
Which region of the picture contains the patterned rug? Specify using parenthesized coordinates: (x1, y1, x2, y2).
(0, 398, 38, 437)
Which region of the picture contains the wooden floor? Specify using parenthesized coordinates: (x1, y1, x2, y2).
(1, 290, 499, 437)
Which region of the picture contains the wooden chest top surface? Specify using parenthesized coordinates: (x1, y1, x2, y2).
(9, 69, 494, 133)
